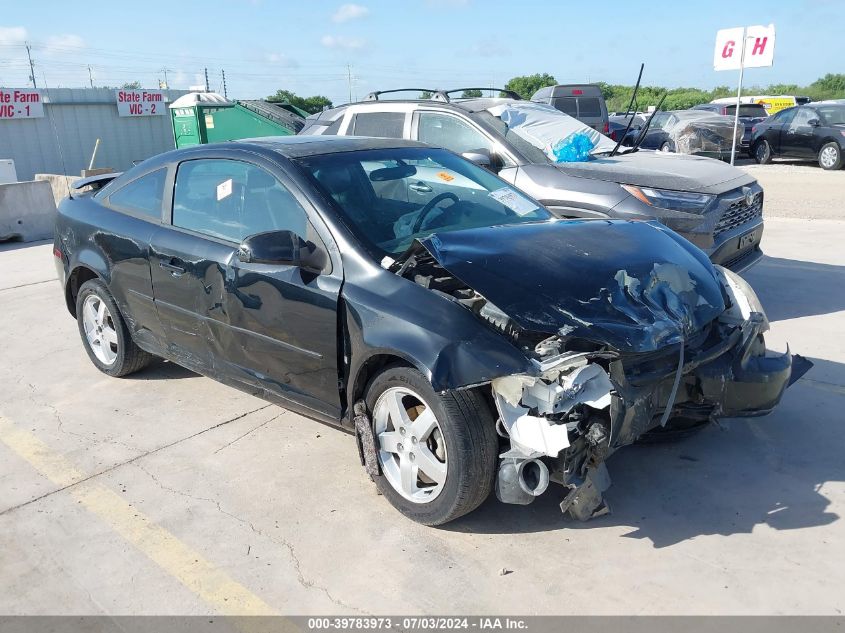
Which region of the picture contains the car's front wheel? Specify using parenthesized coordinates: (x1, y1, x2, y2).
(818, 142, 843, 170)
(754, 139, 772, 164)
(76, 279, 154, 377)
(660, 142, 673, 153)
(365, 365, 498, 526)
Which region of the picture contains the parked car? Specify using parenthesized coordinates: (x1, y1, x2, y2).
(55, 136, 802, 525)
(750, 104, 845, 170)
(608, 113, 645, 143)
(302, 90, 767, 271)
(626, 110, 741, 160)
(531, 84, 609, 134)
(692, 102, 769, 154)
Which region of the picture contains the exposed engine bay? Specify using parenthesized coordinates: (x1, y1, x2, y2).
(390, 223, 805, 520)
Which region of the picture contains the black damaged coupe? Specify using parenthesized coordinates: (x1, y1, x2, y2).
(54, 137, 804, 525)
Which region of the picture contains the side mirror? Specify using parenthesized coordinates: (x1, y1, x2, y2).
(238, 230, 327, 273)
(807, 118, 820, 127)
(461, 148, 493, 169)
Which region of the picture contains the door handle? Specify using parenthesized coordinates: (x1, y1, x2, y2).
(409, 182, 433, 194)
(160, 260, 186, 277)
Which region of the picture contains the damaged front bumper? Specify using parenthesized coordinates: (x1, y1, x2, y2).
(490, 281, 804, 520)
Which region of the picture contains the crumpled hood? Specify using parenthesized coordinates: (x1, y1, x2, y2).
(556, 149, 755, 195)
(417, 219, 727, 353)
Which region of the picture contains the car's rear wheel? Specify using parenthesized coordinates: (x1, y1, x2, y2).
(754, 139, 772, 164)
(660, 142, 672, 153)
(365, 365, 497, 526)
(76, 279, 154, 377)
(818, 142, 842, 170)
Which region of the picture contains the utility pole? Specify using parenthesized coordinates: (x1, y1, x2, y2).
(25, 42, 37, 89)
(160, 67, 170, 89)
(347, 64, 352, 103)
(204, 67, 210, 92)
(87, 65, 94, 88)
(221, 69, 228, 99)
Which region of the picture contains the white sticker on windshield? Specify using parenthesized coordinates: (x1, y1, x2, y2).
(488, 187, 538, 216)
(216, 178, 233, 201)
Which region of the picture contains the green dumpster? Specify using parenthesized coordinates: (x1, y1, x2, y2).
(169, 92, 305, 148)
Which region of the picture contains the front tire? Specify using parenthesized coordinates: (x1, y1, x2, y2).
(818, 142, 842, 170)
(754, 139, 772, 164)
(76, 279, 154, 377)
(660, 142, 672, 153)
(365, 365, 497, 526)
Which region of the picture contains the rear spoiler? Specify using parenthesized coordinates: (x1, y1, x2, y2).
(69, 172, 122, 198)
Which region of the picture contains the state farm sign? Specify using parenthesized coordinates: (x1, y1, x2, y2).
(0, 89, 44, 119)
(115, 90, 167, 116)
(714, 24, 776, 71)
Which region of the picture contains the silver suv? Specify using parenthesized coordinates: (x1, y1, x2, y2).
(301, 89, 765, 271)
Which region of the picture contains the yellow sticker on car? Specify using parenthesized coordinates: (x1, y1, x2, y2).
(437, 171, 455, 182)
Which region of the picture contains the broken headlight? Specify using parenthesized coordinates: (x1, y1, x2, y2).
(715, 265, 769, 331)
(621, 185, 715, 213)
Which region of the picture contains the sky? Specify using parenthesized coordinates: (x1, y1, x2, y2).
(0, 0, 842, 105)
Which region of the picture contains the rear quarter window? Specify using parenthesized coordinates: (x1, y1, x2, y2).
(351, 112, 405, 138)
(105, 168, 167, 220)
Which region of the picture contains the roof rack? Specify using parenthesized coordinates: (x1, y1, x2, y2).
(364, 88, 448, 102)
(363, 88, 523, 103)
(443, 88, 523, 100)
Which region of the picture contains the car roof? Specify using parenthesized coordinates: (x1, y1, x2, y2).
(311, 97, 521, 117)
(236, 135, 428, 158)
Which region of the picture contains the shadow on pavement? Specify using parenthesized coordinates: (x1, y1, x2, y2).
(447, 354, 842, 545)
(124, 359, 199, 381)
(743, 255, 845, 322)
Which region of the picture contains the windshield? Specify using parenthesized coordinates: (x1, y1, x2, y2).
(486, 101, 617, 160)
(296, 147, 550, 260)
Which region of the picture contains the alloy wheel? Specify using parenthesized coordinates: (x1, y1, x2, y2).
(820, 145, 839, 168)
(81, 294, 119, 366)
(373, 386, 448, 503)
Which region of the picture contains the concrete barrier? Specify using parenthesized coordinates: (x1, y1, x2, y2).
(0, 180, 57, 243)
(34, 174, 76, 207)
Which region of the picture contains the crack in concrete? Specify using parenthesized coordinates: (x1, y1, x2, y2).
(0, 279, 55, 292)
(212, 413, 285, 455)
(133, 458, 365, 614)
(0, 404, 273, 517)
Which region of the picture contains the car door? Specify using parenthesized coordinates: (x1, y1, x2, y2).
(766, 107, 796, 153)
(783, 107, 818, 157)
(150, 153, 343, 419)
(97, 166, 171, 351)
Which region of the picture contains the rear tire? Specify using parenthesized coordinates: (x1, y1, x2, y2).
(365, 365, 498, 526)
(818, 142, 842, 170)
(753, 139, 772, 164)
(76, 279, 154, 377)
(660, 142, 672, 153)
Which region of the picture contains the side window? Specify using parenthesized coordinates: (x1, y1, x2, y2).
(417, 113, 496, 155)
(172, 159, 309, 243)
(789, 108, 815, 130)
(351, 112, 405, 138)
(323, 116, 343, 135)
(773, 108, 796, 125)
(107, 168, 166, 219)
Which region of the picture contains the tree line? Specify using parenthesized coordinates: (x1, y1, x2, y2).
(264, 72, 845, 115)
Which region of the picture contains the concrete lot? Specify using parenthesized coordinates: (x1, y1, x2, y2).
(1, 214, 844, 615)
(738, 159, 845, 220)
